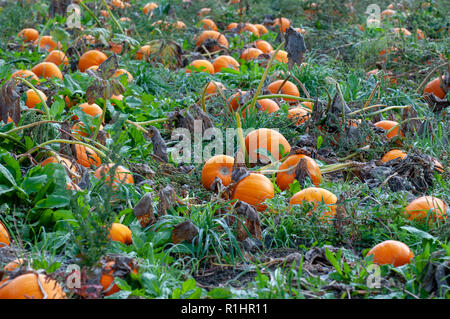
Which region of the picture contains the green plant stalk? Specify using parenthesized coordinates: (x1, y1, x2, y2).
(0, 132, 26, 148)
(200, 82, 209, 113)
(235, 112, 249, 166)
(6, 120, 61, 135)
(128, 118, 169, 126)
(362, 81, 380, 110)
(78, 0, 102, 27)
(320, 162, 355, 174)
(92, 98, 107, 141)
(348, 104, 387, 116)
(36, 18, 53, 52)
(15, 77, 51, 120)
(364, 105, 410, 118)
(101, 0, 125, 34)
(247, 41, 285, 113)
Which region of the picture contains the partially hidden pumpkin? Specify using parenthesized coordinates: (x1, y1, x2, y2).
(366, 240, 414, 267)
(276, 154, 322, 190)
(232, 173, 274, 212)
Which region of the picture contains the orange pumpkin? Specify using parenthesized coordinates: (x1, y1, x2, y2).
(423, 76, 448, 99)
(254, 40, 273, 53)
(273, 17, 290, 33)
(276, 155, 322, 190)
(25, 89, 47, 109)
(403, 196, 447, 223)
(374, 120, 403, 139)
(75, 144, 101, 168)
(366, 240, 414, 267)
(227, 91, 246, 112)
(240, 48, 263, 62)
(381, 9, 396, 19)
(78, 50, 108, 73)
(195, 31, 229, 52)
(100, 260, 138, 296)
(288, 107, 310, 125)
(197, 8, 211, 17)
(226, 22, 238, 30)
(40, 155, 78, 178)
(143, 2, 158, 15)
(35, 36, 61, 51)
(72, 122, 104, 137)
(232, 173, 274, 211)
(240, 24, 260, 37)
(256, 99, 279, 114)
(18, 28, 39, 42)
(267, 80, 299, 102)
(31, 62, 63, 80)
(11, 70, 40, 83)
(44, 50, 68, 66)
(381, 149, 407, 163)
(0, 221, 10, 247)
(212, 55, 240, 73)
(94, 164, 134, 186)
(201, 155, 234, 190)
(205, 81, 226, 98)
(74, 102, 103, 121)
(289, 187, 337, 222)
(109, 223, 132, 245)
(113, 69, 133, 82)
(199, 18, 218, 31)
(244, 128, 291, 163)
(134, 45, 151, 60)
(393, 27, 411, 37)
(0, 273, 65, 299)
(254, 24, 268, 35)
(186, 59, 215, 74)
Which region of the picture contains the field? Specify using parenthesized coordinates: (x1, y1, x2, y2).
(0, 0, 449, 300)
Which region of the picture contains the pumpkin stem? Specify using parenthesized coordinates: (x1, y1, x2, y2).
(201, 82, 209, 113)
(362, 81, 380, 110)
(416, 62, 448, 94)
(235, 112, 249, 166)
(78, 0, 102, 27)
(15, 77, 51, 120)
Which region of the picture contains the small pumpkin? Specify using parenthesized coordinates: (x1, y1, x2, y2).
(109, 223, 132, 245)
(244, 128, 291, 164)
(186, 59, 215, 74)
(267, 80, 300, 102)
(276, 154, 322, 190)
(44, 50, 69, 66)
(423, 76, 448, 99)
(25, 89, 47, 109)
(381, 149, 407, 163)
(78, 50, 108, 72)
(289, 187, 337, 222)
(0, 273, 65, 299)
(272, 17, 291, 33)
(212, 55, 240, 73)
(232, 173, 274, 212)
(75, 144, 102, 168)
(18, 28, 39, 42)
(94, 164, 134, 186)
(195, 31, 229, 52)
(0, 220, 10, 247)
(240, 48, 263, 62)
(11, 70, 40, 83)
(31, 62, 63, 80)
(73, 102, 103, 121)
(100, 260, 138, 296)
(366, 240, 414, 267)
(199, 18, 218, 31)
(201, 155, 234, 190)
(35, 36, 61, 51)
(288, 107, 310, 125)
(374, 120, 403, 139)
(254, 40, 273, 53)
(403, 196, 447, 224)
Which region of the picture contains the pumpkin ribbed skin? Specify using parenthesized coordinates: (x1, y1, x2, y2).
(31, 62, 63, 80)
(76, 103, 103, 120)
(366, 240, 414, 267)
(276, 155, 322, 190)
(109, 223, 132, 245)
(232, 173, 274, 211)
(75, 144, 101, 168)
(0, 221, 10, 247)
(0, 273, 65, 299)
(267, 80, 299, 101)
(200, 18, 218, 31)
(245, 128, 291, 164)
(44, 50, 68, 66)
(381, 149, 407, 163)
(78, 50, 108, 72)
(25, 89, 47, 109)
(201, 155, 234, 190)
(186, 59, 215, 74)
(289, 187, 337, 221)
(403, 196, 447, 223)
(11, 70, 40, 83)
(256, 99, 279, 114)
(94, 164, 134, 185)
(288, 107, 310, 125)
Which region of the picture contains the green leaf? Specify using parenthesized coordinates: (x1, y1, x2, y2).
(34, 195, 70, 209)
(181, 278, 197, 294)
(325, 248, 343, 276)
(49, 98, 66, 119)
(22, 175, 48, 195)
(207, 287, 232, 299)
(400, 226, 436, 241)
(316, 135, 323, 149)
(0, 163, 17, 186)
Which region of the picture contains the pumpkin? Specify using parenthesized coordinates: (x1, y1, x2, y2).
(272, 50, 289, 63)
(31, 62, 63, 80)
(245, 128, 291, 164)
(0, 221, 10, 247)
(195, 31, 229, 52)
(374, 120, 403, 139)
(254, 40, 273, 53)
(416, 29, 425, 40)
(40, 155, 78, 178)
(403, 196, 447, 223)
(78, 50, 108, 72)
(94, 164, 134, 186)
(74, 102, 103, 121)
(212, 55, 240, 73)
(0, 273, 65, 299)
(113, 69, 133, 82)
(381, 149, 407, 163)
(35, 36, 61, 51)
(289, 187, 337, 222)
(288, 107, 310, 125)
(205, 81, 226, 98)
(143, 2, 158, 15)
(75, 144, 101, 168)
(276, 155, 322, 190)
(381, 9, 396, 19)
(240, 24, 259, 37)
(100, 260, 138, 296)
(197, 8, 211, 17)
(272, 17, 290, 33)
(227, 91, 246, 112)
(174, 21, 187, 29)
(366, 240, 414, 267)
(109, 223, 132, 245)
(72, 122, 104, 137)
(254, 24, 268, 35)
(11, 70, 40, 83)
(423, 76, 448, 99)
(18, 28, 39, 42)
(201, 155, 234, 190)
(240, 48, 263, 62)
(226, 22, 238, 30)
(25, 89, 47, 109)
(232, 173, 274, 211)
(256, 99, 279, 114)
(186, 59, 215, 74)
(393, 27, 411, 37)
(199, 18, 218, 31)
(134, 45, 151, 60)
(267, 80, 300, 102)
(44, 50, 68, 66)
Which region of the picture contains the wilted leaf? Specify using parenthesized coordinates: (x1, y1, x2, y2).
(284, 26, 307, 70)
(235, 201, 261, 241)
(172, 220, 198, 244)
(133, 192, 156, 227)
(97, 54, 120, 79)
(158, 185, 177, 216)
(0, 79, 21, 124)
(294, 158, 312, 188)
(147, 126, 168, 163)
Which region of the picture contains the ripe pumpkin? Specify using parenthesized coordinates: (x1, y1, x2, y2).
(393, 27, 411, 37)
(186, 59, 215, 74)
(109, 223, 132, 245)
(113, 69, 133, 82)
(374, 120, 403, 139)
(403, 196, 447, 223)
(198, 8, 211, 17)
(276, 154, 322, 190)
(100, 260, 138, 296)
(0, 221, 10, 247)
(195, 31, 229, 51)
(288, 107, 310, 125)
(174, 21, 187, 30)
(199, 18, 218, 31)
(381, 9, 396, 19)
(381, 149, 407, 163)
(25, 89, 47, 109)
(134, 45, 151, 60)
(75, 144, 101, 168)
(240, 48, 263, 62)
(423, 76, 448, 99)
(205, 81, 226, 98)
(78, 50, 108, 72)
(240, 24, 260, 37)
(212, 55, 240, 73)
(416, 29, 425, 40)
(18, 28, 39, 42)
(254, 40, 273, 53)
(289, 187, 337, 222)
(31, 62, 63, 80)
(268, 80, 300, 102)
(256, 99, 279, 114)
(44, 50, 68, 66)
(35, 36, 61, 51)
(94, 164, 134, 186)
(226, 22, 238, 30)
(227, 91, 246, 112)
(40, 155, 78, 178)
(0, 273, 65, 299)
(245, 128, 291, 163)
(201, 155, 234, 190)
(254, 24, 268, 35)
(232, 173, 274, 211)
(366, 240, 414, 267)
(272, 50, 289, 63)
(143, 2, 158, 15)
(11, 70, 40, 83)
(72, 122, 103, 137)
(74, 102, 103, 121)
(273, 17, 290, 33)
